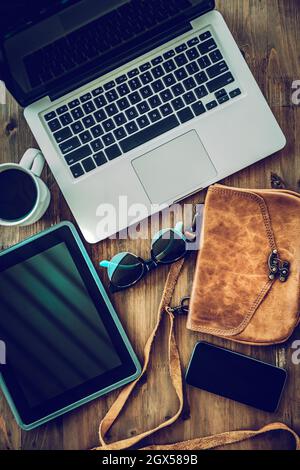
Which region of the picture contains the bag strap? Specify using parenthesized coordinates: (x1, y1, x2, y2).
(94, 257, 300, 451)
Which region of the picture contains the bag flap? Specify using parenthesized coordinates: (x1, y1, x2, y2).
(187, 185, 277, 336)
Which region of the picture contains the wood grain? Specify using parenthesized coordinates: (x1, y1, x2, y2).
(0, 0, 299, 450)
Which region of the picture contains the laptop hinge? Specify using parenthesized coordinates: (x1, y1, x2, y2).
(49, 22, 193, 102)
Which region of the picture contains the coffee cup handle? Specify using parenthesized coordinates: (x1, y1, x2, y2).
(19, 148, 45, 177)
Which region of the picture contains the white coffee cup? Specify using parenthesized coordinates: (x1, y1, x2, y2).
(0, 148, 50, 227)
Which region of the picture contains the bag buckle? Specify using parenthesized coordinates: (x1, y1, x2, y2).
(268, 250, 290, 283)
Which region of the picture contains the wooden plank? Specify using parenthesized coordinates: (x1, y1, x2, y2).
(0, 0, 299, 450)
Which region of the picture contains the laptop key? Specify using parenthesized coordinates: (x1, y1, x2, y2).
(175, 54, 188, 68)
(195, 86, 208, 99)
(53, 127, 72, 143)
(129, 92, 142, 105)
(215, 89, 227, 99)
(92, 86, 104, 97)
(171, 83, 184, 97)
(186, 61, 199, 75)
(71, 121, 84, 134)
(82, 115, 96, 128)
(188, 37, 199, 47)
(210, 49, 223, 63)
(64, 145, 91, 165)
(105, 103, 118, 116)
(198, 38, 217, 55)
(94, 109, 107, 122)
(82, 157, 96, 172)
(175, 68, 188, 81)
(198, 56, 211, 69)
(171, 97, 185, 111)
(117, 97, 130, 110)
(163, 50, 175, 59)
(91, 139, 104, 152)
(79, 130, 92, 144)
(114, 113, 127, 126)
(120, 115, 179, 153)
(195, 71, 208, 85)
(160, 103, 173, 116)
(218, 95, 230, 104)
(102, 133, 115, 146)
(103, 119, 115, 132)
(199, 31, 212, 41)
(192, 101, 206, 116)
(186, 47, 200, 61)
(206, 100, 218, 110)
(177, 107, 194, 123)
(207, 61, 229, 79)
(137, 115, 150, 129)
(126, 107, 138, 120)
(60, 136, 83, 156)
(128, 68, 139, 78)
(149, 95, 162, 109)
(140, 62, 151, 72)
(149, 109, 161, 123)
(183, 91, 196, 105)
(152, 65, 165, 79)
(68, 99, 80, 109)
(128, 77, 142, 90)
(94, 151, 107, 166)
(104, 80, 115, 90)
(56, 105, 68, 115)
(70, 163, 84, 178)
(48, 119, 61, 132)
(91, 124, 104, 138)
(125, 121, 138, 134)
(117, 83, 130, 96)
(45, 111, 56, 121)
(151, 79, 164, 93)
(151, 56, 163, 66)
(183, 77, 196, 91)
(230, 88, 242, 98)
(106, 144, 122, 161)
(114, 127, 127, 140)
(163, 74, 176, 87)
(175, 44, 187, 53)
(71, 107, 84, 120)
(80, 93, 92, 103)
(137, 101, 150, 114)
(140, 72, 153, 85)
(207, 72, 235, 93)
(116, 75, 127, 84)
(160, 90, 173, 103)
(83, 101, 96, 114)
(94, 95, 107, 108)
(140, 85, 153, 99)
(60, 113, 73, 126)
(105, 90, 118, 103)
(163, 59, 176, 73)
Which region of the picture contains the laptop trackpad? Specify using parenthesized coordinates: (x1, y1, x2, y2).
(132, 131, 217, 204)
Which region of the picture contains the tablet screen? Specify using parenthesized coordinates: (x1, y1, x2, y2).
(0, 241, 122, 408)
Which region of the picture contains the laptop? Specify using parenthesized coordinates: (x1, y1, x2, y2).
(0, 0, 286, 243)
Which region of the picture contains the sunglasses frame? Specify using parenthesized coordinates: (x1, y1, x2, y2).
(100, 223, 188, 293)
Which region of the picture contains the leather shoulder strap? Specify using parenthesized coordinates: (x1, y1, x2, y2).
(93, 258, 299, 451)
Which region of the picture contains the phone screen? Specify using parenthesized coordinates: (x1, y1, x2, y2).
(185, 342, 287, 412)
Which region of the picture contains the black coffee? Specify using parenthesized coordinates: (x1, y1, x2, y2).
(0, 169, 37, 221)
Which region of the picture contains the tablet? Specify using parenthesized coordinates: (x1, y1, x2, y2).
(0, 222, 141, 430)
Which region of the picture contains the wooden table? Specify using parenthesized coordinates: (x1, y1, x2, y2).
(0, 0, 299, 451)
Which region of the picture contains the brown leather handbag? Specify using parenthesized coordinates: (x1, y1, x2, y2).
(187, 184, 300, 345)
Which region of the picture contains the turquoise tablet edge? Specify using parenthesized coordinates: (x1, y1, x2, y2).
(0, 221, 142, 431)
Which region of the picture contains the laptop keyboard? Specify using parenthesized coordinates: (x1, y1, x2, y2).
(44, 30, 241, 180)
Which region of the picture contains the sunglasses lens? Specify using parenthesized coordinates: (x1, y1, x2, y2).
(111, 253, 144, 288)
(152, 230, 186, 264)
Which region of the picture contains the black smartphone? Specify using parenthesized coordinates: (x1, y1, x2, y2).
(185, 342, 287, 412)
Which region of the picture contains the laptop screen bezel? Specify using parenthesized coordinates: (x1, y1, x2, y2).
(0, 0, 215, 107)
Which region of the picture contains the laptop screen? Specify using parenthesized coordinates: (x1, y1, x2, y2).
(0, 0, 214, 106)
